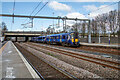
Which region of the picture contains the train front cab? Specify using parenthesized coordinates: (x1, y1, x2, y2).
(69, 32, 80, 47)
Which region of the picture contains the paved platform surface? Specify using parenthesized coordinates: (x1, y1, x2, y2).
(0, 41, 39, 79)
(80, 42, 119, 48)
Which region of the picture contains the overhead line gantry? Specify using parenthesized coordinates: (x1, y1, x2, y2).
(0, 14, 91, 43)
(0, 14, 90, 21)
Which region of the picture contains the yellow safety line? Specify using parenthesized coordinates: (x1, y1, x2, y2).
(0, 42, 8, 55)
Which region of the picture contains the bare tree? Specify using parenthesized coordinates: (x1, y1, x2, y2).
(0, 22, 8, 36)
(108, 10, 118, 37)
(81, 22, 86, 38)
(91, 19, 97, 37)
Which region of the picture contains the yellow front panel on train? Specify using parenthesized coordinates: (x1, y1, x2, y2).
(72, 39, 74, 42)
(75, 39, 78, 42)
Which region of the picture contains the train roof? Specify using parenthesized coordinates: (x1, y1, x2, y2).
(38, 36, 46, 37)
(47, 33, 70, 37)
(34, 32, 76, 38)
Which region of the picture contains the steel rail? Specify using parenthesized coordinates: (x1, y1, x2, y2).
(27, 43, 120, 71)
(30, 42, 120, 66)
(15, 42, 79, 80)
(14, 43, 45, 80)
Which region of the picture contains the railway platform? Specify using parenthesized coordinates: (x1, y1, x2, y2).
(0, 41, 40, 79)
(80, 42, 119, 48)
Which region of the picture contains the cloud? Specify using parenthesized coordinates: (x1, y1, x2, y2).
(48, 1, 72, 11)
(83, 4, 115, 18)
(66, 12, 87, 19)
(83, 5, 97, 11)
(14, 29, 24, 31)
(64, 12, 87, 26)
(65, 12, 87, 25)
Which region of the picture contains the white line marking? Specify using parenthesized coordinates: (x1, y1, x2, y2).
(11, 42, 40, 78)
(6, 67, 15, 78)
(4, 59, 11, 62)
(8, 51, 12, 53)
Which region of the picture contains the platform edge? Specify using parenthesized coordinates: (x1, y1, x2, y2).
(11, 42, 40, 79)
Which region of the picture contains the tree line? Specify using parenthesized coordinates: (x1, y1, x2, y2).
(0, 22, 8, 36)
(91, 10, 119, 37)
(71, 10, 119, 37)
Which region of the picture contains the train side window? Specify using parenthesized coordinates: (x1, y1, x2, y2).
(66, 35, 68, 39)
(57, 36, 59, 39)
(51, 37, 54, 39)
(63, 35, 65, 39)
(71, 34, 74, 38)
(60, 35, 62, 39)
(55, 36, 57, 39)
(38, 37, 42, 39)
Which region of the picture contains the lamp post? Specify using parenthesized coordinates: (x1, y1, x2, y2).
(99, 30, 101, 43)
(108, 31, 111, 44)
(88, 14, 91, 43)
(53, 12, 54, 28)
(75, 18, 78, 32)
(57, 16, 61, 28)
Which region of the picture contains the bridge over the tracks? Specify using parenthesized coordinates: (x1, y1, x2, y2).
(4, 31, 45, 41)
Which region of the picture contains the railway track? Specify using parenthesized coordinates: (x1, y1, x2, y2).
(34, 42, 120, 56)
(53, 44, 120, 60)
(14, 42, 78, 80)
(74, 45, 120, 56)
(25, 42, 120, 71)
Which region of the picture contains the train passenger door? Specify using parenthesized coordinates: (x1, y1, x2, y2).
(60, 35, 62, 42)
(62, 35, 65, 42)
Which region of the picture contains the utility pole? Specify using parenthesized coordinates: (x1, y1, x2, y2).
(75, 18, 78, 32)
(99, 29, 101, 43)
(63, 19, 65, 32)
(88, 20, 91, 43)
(118, 1, 120, 46)
(30, 18, 33, 28)
(58, 16, 60, 28)
(65, 17, 67, 33)
(53, 12, 54, 28)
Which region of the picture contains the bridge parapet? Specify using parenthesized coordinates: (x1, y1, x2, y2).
(3, 31, 46, 37)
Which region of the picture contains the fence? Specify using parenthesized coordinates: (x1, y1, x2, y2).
(80, 37, 118, 44)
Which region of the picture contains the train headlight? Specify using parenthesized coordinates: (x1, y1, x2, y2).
(72, 39, 74, 42)
(75, 39, 78, 42)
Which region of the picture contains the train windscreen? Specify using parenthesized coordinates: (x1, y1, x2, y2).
(74, 32, 78, 38)
(71, 32, 79, 39)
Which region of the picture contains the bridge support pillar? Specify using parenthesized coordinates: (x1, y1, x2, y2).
(15, 37, 17, 42)
(25, 37, 28, 42)
(4, 36, 7, 41)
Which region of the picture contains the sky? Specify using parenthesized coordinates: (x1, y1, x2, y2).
(1, 0, 119, 32)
